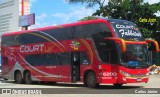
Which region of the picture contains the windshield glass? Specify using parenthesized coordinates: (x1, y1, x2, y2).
(108, 19, 144, 41)
(120, 44, 151, 68)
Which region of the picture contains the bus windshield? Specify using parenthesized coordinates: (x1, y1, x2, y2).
(108, 19, 144, 41)
(120, 44, 151, 68)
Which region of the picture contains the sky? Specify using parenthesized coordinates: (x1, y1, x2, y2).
(30, 0, 160, 28)
(30, 0, 98, 28)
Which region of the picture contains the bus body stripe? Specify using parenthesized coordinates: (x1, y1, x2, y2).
(80, 39, 93, 65)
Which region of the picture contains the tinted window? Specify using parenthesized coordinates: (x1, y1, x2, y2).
(26, 52, 70, 66)
(80, 52, 90, 65)
(46, 27, 73, 40)
(15, 29, 73, 45)
(110, 48, 119, 64)
(74, 23, 112, 39)
(2, 27, 73, 46)
(57, 52, 70, 65)
(95, 40, 119, 64)
(15, 32, 48, 45)
(2, 32, 49, 46)
(2, 36, 15, 46)
(2, 23, 112, 46)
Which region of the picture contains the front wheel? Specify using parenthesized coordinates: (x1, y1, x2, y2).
(86, 71, 99, 88)
(24, 71, 32, 84)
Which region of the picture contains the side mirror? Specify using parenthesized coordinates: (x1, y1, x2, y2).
(104, 37, 126, 52)
(146, 39, 159, 53)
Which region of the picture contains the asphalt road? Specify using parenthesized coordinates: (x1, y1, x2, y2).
(0, 75, 159, 97)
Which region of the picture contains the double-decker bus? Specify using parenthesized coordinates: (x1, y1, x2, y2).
(1, 19, 159, 88)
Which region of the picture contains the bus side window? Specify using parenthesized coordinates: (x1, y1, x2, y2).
(2, 36, 15, 46)
(74, 25, 91, 38)
(80, 52, 90, 65)
(101, 50, 110, 63)
(46, 27, 73, 41)
(56, 53, 70, 65)
(110, 49, 119, 64)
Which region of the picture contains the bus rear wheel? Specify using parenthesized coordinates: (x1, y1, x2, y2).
(15, 71, 23, 84)
(86, 71, 99, 88)
(24, 71, 32, 84)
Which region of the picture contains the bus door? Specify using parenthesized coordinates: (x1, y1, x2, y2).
(71, 52, 80, 82)
(97, 40, 119, 83)
(100, 49, 119, 83)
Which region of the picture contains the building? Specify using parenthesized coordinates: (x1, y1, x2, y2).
(0, 0, 30, 35)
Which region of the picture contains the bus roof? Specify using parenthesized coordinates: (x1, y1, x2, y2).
(2, 19, 131, 37)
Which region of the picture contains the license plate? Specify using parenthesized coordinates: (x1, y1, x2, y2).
(137, 78, 142, 81)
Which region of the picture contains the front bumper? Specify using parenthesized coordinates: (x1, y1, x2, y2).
(119, 76, 149, 83)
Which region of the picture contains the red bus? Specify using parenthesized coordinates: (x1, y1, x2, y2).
(1, 19, 159, 88)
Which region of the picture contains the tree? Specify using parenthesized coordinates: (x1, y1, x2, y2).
(93, 1, 160, 38)
(66, 0, 107, 16)
(66, 0, 144, 17)
(78, 16, 99, 21)
(67, 0, 160, 39)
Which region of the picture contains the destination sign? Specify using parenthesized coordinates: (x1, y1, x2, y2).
(109, 20, 144, 41)
(116, 24, 142, 37)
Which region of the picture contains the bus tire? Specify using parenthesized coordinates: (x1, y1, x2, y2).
(15, 71, 23, 84)
(24, 71, 32, 84)
(113, 84, 123, 88)
(86, 71, 99, 88)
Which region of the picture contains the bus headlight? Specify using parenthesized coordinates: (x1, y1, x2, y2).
(120, 70, 131, 77)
